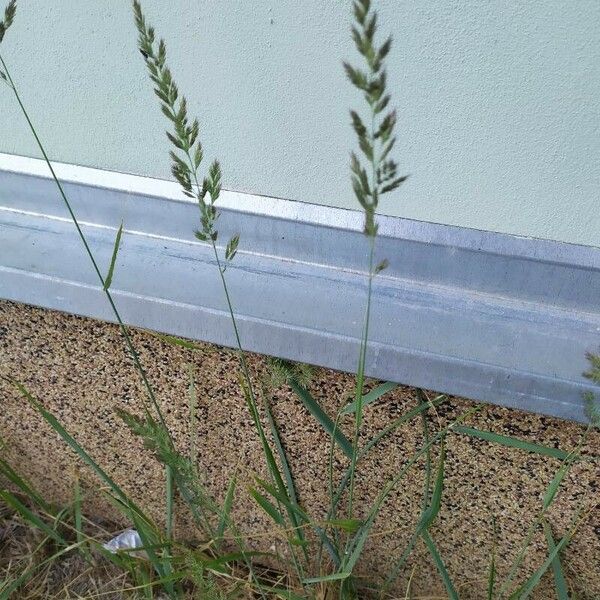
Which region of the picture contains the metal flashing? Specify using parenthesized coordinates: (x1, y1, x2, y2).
(1, 153, 599, 421)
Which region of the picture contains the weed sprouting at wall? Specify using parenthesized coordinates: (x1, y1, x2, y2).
(0, 1, 599, 599)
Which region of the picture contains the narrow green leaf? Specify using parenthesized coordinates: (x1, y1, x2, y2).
(341, 380, 398, 414)
(342, 407, 481, 579)
(498, 444, 582, 599)
(103, 221, 123, 291)
(289, 377, 353, 459)
(543, 463, 569, 510)
(487, 516, 498, 600)
(0, 489, 66, 545)
(324, 518, 363, 533)
(303, 572, 351, 585)
(249, 488, 285, 526)
(253, 474, 338, 565)
(543, 519, 569, 600)
(253, 477, 307, 523)
(422, 531, 458, 600)
(454, 426, 569, 460)
(0, 458, 51, 513)
(381, 402, 435, 595)
(73, 475, 92, 564)
(165, 463, 174, 540)
(150, 331, 207, 352)
(361, 394, 446, 460)
(419, 441, 445, 531)
(510, 520, 577, 600)
(262, 390, 308, 557)
(217, 472, 236, 541)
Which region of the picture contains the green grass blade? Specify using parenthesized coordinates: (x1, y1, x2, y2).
(248, 488, 286, 526)
(217, 472, 237, 541)
(422, 530, 458, 600)
(262, 390, 309, 559)
(325, 395, 447, 542)
(416, 440, 458, 600)
(510, 519, 577, 600)
(362, 395, 446, 460)
(0, 458, 51, 513)
(487, 516, 498, 600)
(454, 426, 569, 460)
(72, 474, 93, 564)
(382, 530, 420, 595)
(543, 463, 569, 510)
(0, 489, 66, 546)
(498, 429, 588, 599)
(10, 380, 174, 591)
(542, 519, 569, 600)
(420, 441, 445, 531)
(150, 332, 207, 352)
(382, 399, 434, 595)
(324, 518, 363, 533)
(342, 407, 480, 577)
(253, 477, 309, 522)
(303, 572, 351, 584)
(326, 410, 343, 557)
(341, 381, 398, 414)
(288, 377, 353, 459)
(165, 464, 174, 541)
(240, 382, 289, 500)
(254, 476, 339, 564)
(103, 220, 123, 290)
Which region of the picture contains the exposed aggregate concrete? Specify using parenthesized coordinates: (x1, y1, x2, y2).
(1, 301, 598, 598)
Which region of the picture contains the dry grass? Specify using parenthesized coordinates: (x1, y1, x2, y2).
(0, 503, 143, 599)
(0, 501, 302, 600)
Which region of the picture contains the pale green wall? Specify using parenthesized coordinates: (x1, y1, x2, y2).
(1, 1, 599, 246)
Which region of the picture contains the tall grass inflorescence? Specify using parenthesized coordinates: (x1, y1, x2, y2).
(0, 0, 599, 598)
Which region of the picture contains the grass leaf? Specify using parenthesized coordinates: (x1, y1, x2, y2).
(543, 519, 569, 600)
(303, 572, 351, 584)
(72, 474, 93, 564)
(262, 389, 309, 558)
(103, 221, 123, 290)
(324, 518, 363, 533)
(422, 531, 458, 600)
(487, 516, 498, 600)
(0, 489, 66, 546)
(0, 457, 51, 513)
(454, 426, 569, 460)
(288, 377, 353, 459)
(217, 472, 237, 541)
(341, 380, 398, 414)
(510, 514, 579, 600)
(248, 488, 285, 526)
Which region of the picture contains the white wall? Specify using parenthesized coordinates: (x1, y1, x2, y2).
(1, 1, 598, 245)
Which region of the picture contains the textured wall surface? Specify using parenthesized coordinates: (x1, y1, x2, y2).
(0, 1, 599, 246)
(1, 301, 599, 598)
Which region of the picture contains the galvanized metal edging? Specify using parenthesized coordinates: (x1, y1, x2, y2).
(1, 152, 599, 422)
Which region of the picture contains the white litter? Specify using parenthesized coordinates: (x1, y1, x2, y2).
(102, 528, 146, 558)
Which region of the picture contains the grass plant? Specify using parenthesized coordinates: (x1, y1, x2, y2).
(0, 0, 599, 598)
